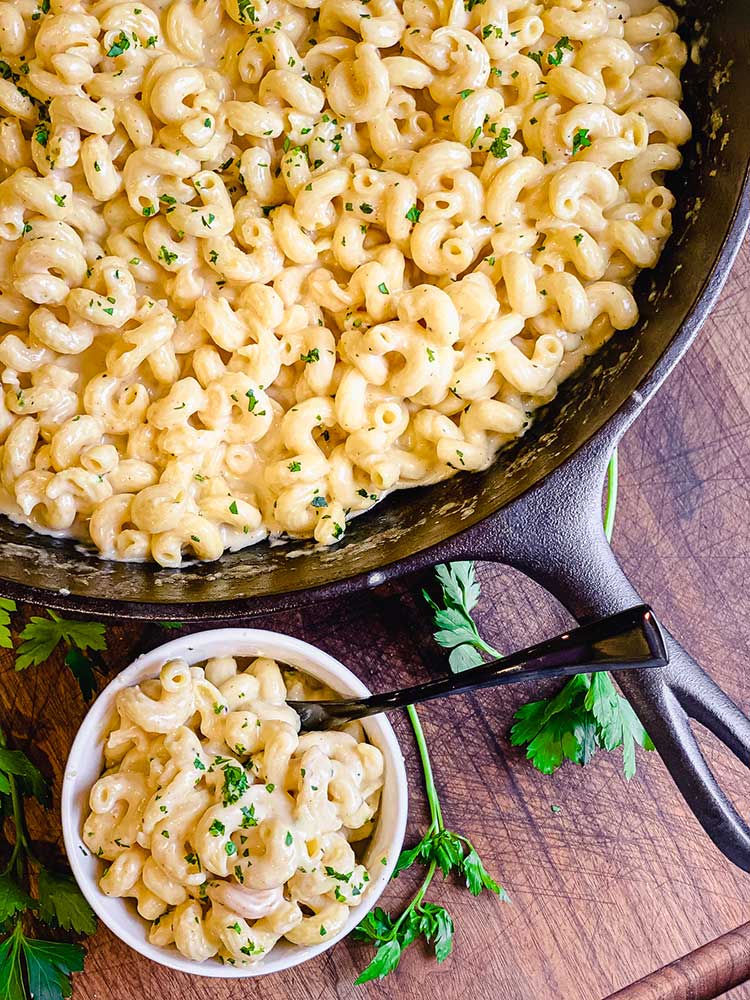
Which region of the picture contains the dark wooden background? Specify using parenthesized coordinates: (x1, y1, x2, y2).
(2, 238, 750, 1000)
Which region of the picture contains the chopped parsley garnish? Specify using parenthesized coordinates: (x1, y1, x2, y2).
(300, 348, 320, 363)
(209, 819, 225, 837)
(572, 127, 592, 155)
(158, 245, 178, 265)
(548, 36, 573, 66)
(221, 764, 249, 805)
(325, 867, 352, 882)
(106, 32, 131, 58)
(489, 127, 511, 159)
(405, 205, 421, 224)
(240, 805, 257, 828)
(240, 942, 264, 956)
(237, 0, 258, 22)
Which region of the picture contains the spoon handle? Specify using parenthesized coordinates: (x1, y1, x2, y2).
(305, 605, 666, 725)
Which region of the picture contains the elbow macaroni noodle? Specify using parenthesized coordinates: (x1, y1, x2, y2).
(0, 0, 690, 565)
(83, 655, 385, 965)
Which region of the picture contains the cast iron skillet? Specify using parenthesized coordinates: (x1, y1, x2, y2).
(1, 1, 749, 868)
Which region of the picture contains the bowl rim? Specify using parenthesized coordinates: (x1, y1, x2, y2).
(61, 627, 409, 979)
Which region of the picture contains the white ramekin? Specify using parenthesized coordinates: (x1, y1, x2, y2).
(61, 628, 408, 978)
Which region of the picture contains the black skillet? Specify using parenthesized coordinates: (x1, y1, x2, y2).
(1, 0, 750, 869)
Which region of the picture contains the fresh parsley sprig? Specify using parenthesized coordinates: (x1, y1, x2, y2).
(0, 726, 95, 1000)
(14, 609, 107, 701)
(354, 705, 506, 983)
(423, 452, 654, 778)
(423, 563, 499, 671)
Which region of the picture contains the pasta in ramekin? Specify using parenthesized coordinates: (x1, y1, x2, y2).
(83, 653, 384, 966)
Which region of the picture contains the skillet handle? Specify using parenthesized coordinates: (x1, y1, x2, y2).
(477, 438, 750, 871)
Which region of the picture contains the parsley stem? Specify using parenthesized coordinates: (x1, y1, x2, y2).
(388, 859, 437, 940)
(6, 774, 28, 879)
(604, 449, 618, 544)
(475, 634, 501, 659)
(0, 727, 36, 875)
(406, 705, 443, 833)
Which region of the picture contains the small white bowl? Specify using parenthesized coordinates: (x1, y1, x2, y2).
(62, 628, 408, 978)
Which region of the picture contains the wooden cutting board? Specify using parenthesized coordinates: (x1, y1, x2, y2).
(2, 236, 750, 1000)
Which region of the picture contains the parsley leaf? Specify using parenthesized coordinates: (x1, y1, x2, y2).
(0, 923, 85, 1000)
(0, 747, 49, 805)
(419, 903, 454, 962)
(15, 612, 106, 699)
(510, 677, 598, 773)
(23, 932, 85, 1000)
(63, 649, 97, 702)
(16, 613, 106, 671)
(0, 598, 16, 649)
(462, 847, 508, 898)
(355, 938, 402, 984)
(36, 869, 96, 936)
(0, 875, 36, 925)
(423, 563, 498, 672)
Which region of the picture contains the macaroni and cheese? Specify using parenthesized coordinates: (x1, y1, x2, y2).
(83, 654, 384, 965)
(0, 0, 691, 564)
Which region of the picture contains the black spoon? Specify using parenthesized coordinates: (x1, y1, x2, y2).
(289, 605, 667, 731)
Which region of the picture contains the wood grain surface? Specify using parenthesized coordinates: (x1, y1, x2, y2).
(2, 237, 750, 1000)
